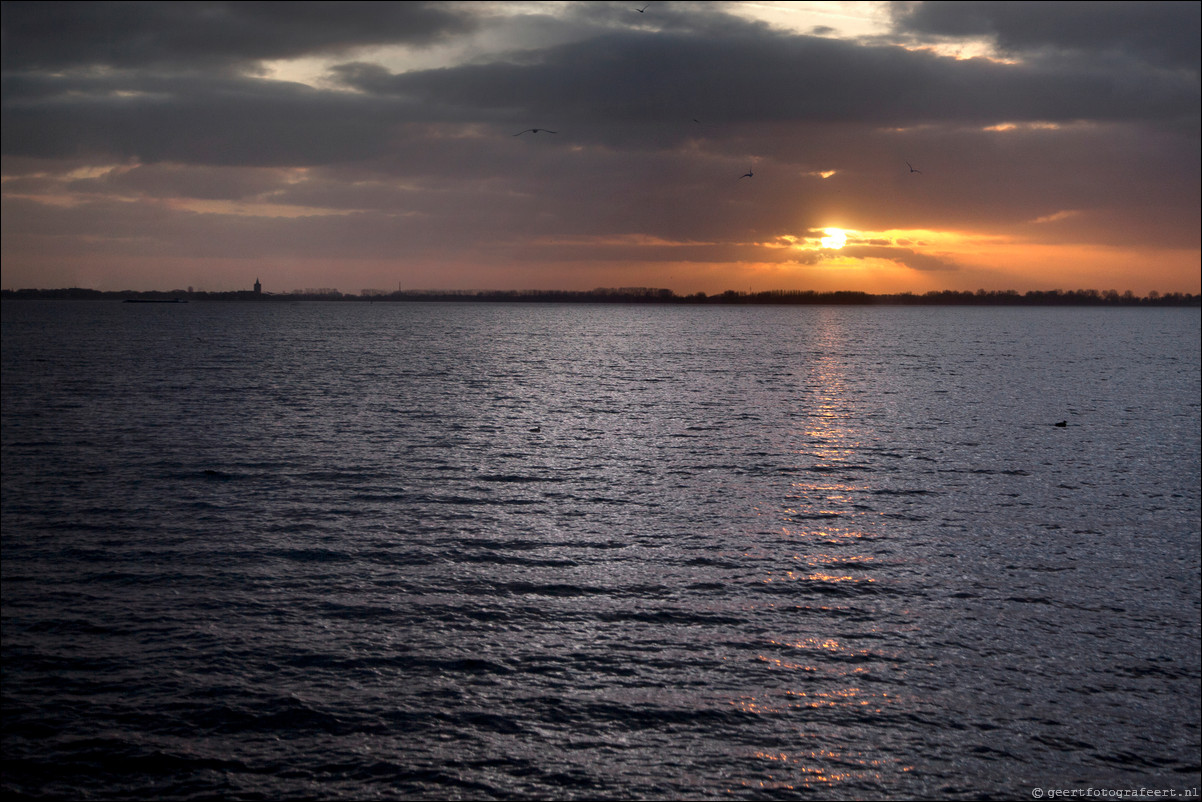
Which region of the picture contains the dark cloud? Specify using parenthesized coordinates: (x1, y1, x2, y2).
(4, 6, 1196, 167)
(66, 163, 294, 201)
(2, 72, 408, 165)
(890, 1, 1201, 72)
(353, 29, 1198, 129)
(1, 1, 476, 70)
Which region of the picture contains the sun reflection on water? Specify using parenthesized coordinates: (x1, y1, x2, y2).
(759, 569, 872, 584)
(737, 748, 892, 792)
(756, 654, 819, 671)
(779, 526, 874, 542)
(724, 316, 910, 796)
(769, 637, 844, 652)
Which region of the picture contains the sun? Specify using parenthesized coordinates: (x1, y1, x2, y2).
(820, 228, 847, 249)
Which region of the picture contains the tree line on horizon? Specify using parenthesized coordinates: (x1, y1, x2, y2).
(2, 286, 1198, 306)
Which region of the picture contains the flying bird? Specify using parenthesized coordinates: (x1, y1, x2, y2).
(514, 129, 557, 136)
(907, 161, 922, 173)
(739, 168, 754, 180)
(636, 4, 649, 12)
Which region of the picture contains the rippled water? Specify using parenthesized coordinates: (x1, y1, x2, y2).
(3, 300, 1199, 800)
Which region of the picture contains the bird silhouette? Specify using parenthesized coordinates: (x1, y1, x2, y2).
(636, 4, 649, 12)
(907, 161, 922, 173)
(514, 128, 557, 136)
(739, 168, 754, 180)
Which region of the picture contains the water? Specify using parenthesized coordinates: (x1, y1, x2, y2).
(2, 300, 1199, 800)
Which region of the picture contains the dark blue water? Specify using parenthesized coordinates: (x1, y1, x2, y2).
(3, 301, 1199, 799)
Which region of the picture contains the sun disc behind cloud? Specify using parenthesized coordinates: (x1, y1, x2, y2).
(820, 228, 847, 249)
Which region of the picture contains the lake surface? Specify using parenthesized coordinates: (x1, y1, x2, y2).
(2, 300, 1199, 800)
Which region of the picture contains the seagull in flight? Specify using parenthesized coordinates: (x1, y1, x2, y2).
(636, 4, 649, 12)
(907, 161, 922, 173)
(739, 168, 754, 180)
(514, 128, 557, 136)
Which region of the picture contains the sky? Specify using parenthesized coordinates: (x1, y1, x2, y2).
(2, 1, 1199, 295)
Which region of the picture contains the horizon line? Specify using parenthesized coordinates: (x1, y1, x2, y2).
(4, 286, 1199, 305)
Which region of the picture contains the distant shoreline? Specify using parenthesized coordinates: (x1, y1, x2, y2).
(3, 287, 1199, 306)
